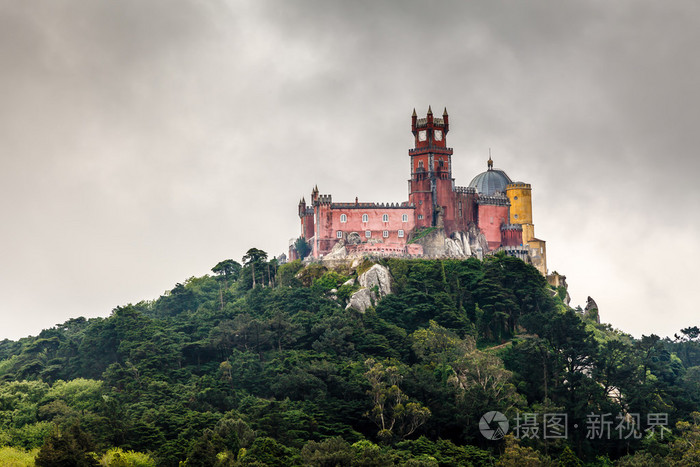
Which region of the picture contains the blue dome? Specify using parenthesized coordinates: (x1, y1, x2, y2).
(468, 166, 512, 195)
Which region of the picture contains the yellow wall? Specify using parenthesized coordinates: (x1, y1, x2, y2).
(506, 183, 535, 243)
(506, 182, 547, 274)
(521, 224, 535, 244)
(528, 239, 547, 276)
(506, 183, 533, 225)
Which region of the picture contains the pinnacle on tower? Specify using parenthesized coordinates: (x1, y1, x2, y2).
(412, 108, 417, 117)
(427, 105, 433, 115)
(443, 107, 448, 117)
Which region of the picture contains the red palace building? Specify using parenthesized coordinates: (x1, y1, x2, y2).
(292, 107, 547, 274)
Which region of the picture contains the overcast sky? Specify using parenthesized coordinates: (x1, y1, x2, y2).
(1, 0, 698, 341)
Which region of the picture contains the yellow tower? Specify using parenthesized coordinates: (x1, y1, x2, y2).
(506, 182, 547, 275)
(506, 182, 534, 242)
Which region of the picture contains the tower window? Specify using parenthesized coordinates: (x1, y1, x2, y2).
(340, 214, 347, 223)
(382, 214, 389, 222)
(439, 159, 444, 168)
(418, 160, 424, 169)
(362, 214, 368, 223)
(398, 229, 404, 238)
(383, 230, 389, 238)
(418, 214, 423, 220)
(402, 214, 408, 222)
(365, 231, 371, 238)
(337, 231, 343, 238)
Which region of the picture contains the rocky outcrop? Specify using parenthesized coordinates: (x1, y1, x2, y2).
(466, 224, 489, 259)
(411, 226, 485, 259)
(547, 272, 571, 306)
(583, 296, 600, 323)
(346, 264, 392, 312)
(347, 288, 375, 313)
(323, 239, 347, 259)
(358, 264, 392, 297)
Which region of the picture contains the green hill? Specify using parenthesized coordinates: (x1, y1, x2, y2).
(0, 252, 698, 466)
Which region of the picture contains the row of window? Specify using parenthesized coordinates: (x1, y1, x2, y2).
(340, 213, 409, 223)
(337, 230, 405, 238)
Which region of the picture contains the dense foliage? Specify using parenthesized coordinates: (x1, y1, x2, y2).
(0, 251, 698, 465)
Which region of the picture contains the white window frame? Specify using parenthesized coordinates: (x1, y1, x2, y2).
(382, 214, 389, 222)
(340, 214, 347, 223)
(398, 229, 404, 238)
(336, 231, 343, 238)
(362, 214, 368, 223)
(383, 230, 389, 238)
(365, 230, 371, 238)
(402, 214, 408, 222)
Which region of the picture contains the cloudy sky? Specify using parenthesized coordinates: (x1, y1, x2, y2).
(1, 0, 698, 341)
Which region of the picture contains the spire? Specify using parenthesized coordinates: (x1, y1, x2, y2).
(488, 149, 493, 170)
(427, 105, 433, 115)
(443, 107, 448, 117)
(412, 108, 417, 117)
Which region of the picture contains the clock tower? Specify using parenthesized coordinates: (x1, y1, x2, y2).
(408, 106, 454, 228)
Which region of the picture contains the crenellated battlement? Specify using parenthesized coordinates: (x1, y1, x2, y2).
(507, 182, 531, 189)
(455, 186, 477, 194)
(500, 223, 523, 231)
(476, 193, 510, 206)
(315, 194, 333, 204)
(331, 202, 415, 209)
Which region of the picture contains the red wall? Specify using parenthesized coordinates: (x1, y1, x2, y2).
(477, 204, 510, 249)
(313, 203, 416, 257)
(501, 227, 523, 247)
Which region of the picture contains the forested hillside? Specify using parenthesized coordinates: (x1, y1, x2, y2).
(0, 252, 698, 466)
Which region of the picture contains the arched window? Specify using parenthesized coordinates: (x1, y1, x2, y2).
(382, 214, 389, 222)
(362, 214, 368, 223)
(383, 230, 389, 238)
(340, 214, 347, 223)
(336, 231, 343, 238)
(398, 229, 404, 238)
(402, 214, 408, 222)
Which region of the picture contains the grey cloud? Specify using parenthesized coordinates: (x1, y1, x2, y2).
(0, 1, 697, 339)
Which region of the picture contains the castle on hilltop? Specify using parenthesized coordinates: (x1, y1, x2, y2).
(291, 107, 548, 275)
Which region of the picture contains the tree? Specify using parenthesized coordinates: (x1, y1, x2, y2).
(364, 358, 431, 442)
(495, 435, 553, 466)
(301, 437, 353, 466)
(35, 423, 98, 467)
(242, 248, 268, 288)
(449, 347, 523, 423)
(294, 237, 311, 259)
(212, 260, 242, 309)
(211, 259, 242, 286)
